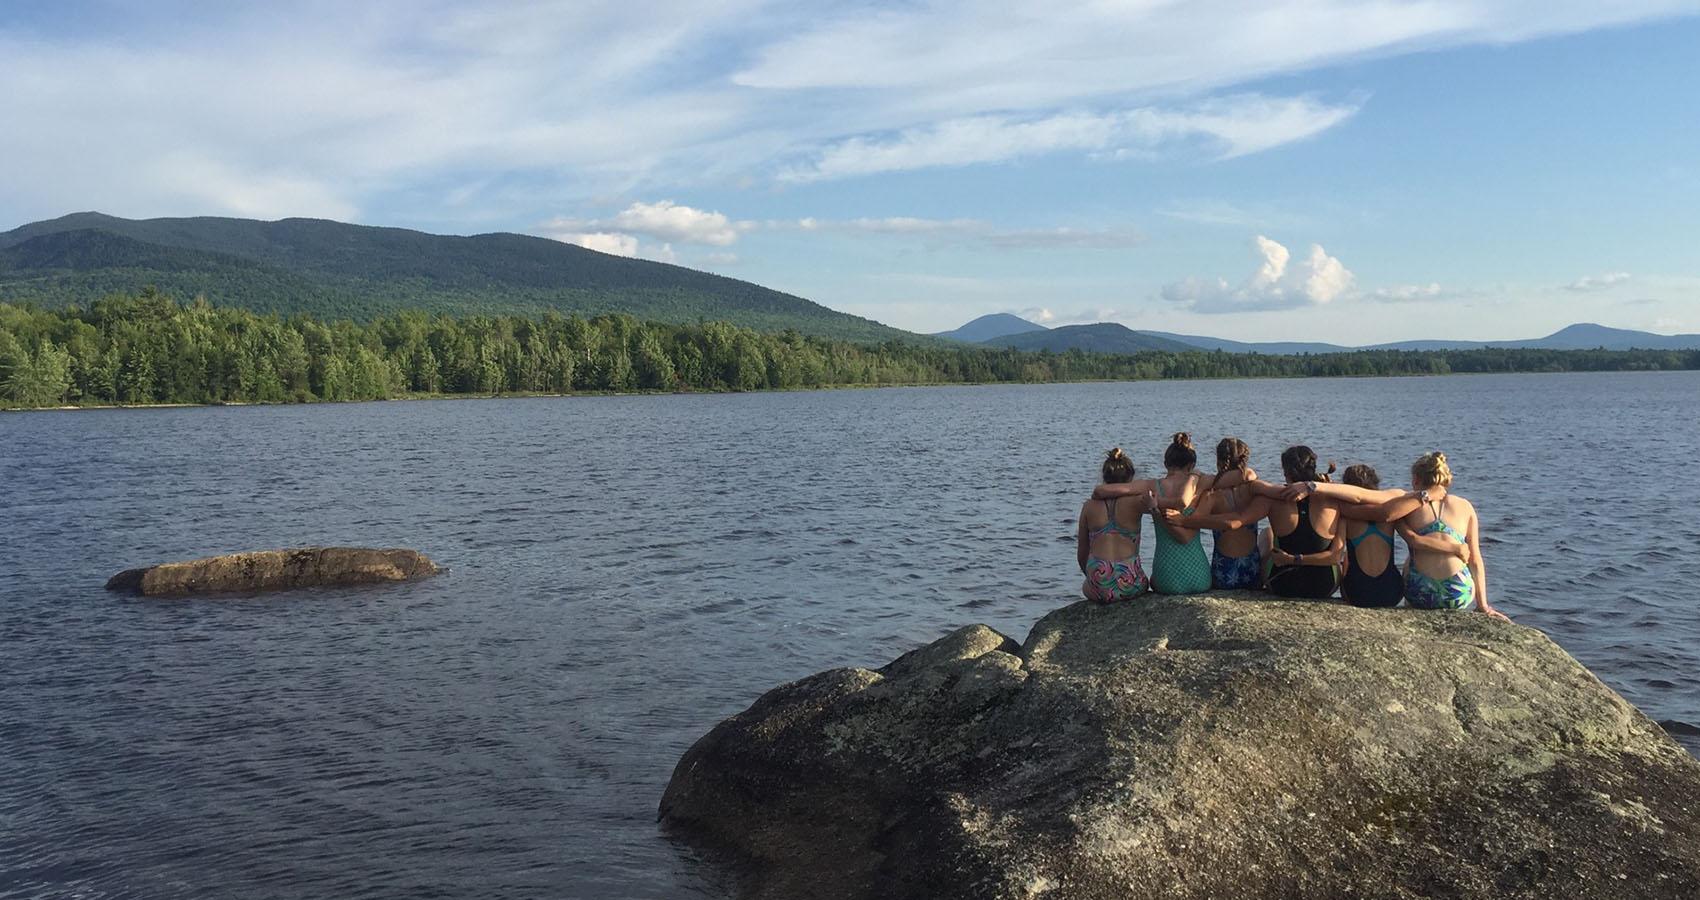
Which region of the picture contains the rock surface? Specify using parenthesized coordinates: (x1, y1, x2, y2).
(660, 593, 1700, 900)
(106, 547, 440, 597)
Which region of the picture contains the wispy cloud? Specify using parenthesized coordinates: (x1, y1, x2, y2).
(781, 95, 1358, 182)
(781, 216, 1142, 249)
(3, 1, 1693, 221)
(1564, 271, 1633, 292)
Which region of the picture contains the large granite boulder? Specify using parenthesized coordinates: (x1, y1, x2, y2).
(106, 547, 440, 597)
(660, 593, 1700, 899)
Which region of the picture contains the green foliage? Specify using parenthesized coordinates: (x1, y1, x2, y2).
(1, 292, 1696, 409)
(0, 216, 914, 342)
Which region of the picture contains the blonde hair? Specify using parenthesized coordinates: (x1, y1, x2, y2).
(1102, 446, 1136, 483)
(1411, 451, 1453, 489)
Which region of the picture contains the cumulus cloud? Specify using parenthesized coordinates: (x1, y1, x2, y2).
(561, 232, 639, 257)
(782, 95, 1357, 182)
(609, 200, 745, 246)
(1564, 271, 1632, 292)
(1163, 235, 1355, 313)
(545, 201, 749, 246)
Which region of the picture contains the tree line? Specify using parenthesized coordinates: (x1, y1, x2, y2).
(1, 290, 1696, 408)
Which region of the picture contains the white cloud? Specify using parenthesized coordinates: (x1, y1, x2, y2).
(1016, 307, 1056, 323)
(774, 216, 1143, 249)
(550, 231, 683, 264)
(564, 232, 639, 257)
(545, 201, 749, 246)
(609, 200, 745, 246)
(1164, 235, 1355, 313)
(1, 1, 1695, 221)
(782, 95, 1357, 182)
(1367, 283, 1447, 302)
(1564, 271, 1633, 292)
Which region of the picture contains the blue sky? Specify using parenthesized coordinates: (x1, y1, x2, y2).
(3, 1, 1698, 342)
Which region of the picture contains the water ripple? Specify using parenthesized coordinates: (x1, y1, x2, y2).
(2, 372, 1698, 898)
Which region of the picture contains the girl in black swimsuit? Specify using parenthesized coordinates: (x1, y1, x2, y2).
(1337, 465, 1404, 607)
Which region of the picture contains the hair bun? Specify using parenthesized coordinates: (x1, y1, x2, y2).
(1433, 451, 1447, 464)
(1106, 447, 1124, 460)
(1171, 432, 1193, 448)
(1325, 461, 1337, 475)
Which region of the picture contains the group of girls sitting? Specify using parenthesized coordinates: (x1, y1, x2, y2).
(1075, 433, 1507, 620)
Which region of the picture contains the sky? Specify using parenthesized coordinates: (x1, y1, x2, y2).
(3, 1, 1698, 343)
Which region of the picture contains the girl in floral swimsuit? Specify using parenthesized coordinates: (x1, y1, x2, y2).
(1077, 447, 1153, 603)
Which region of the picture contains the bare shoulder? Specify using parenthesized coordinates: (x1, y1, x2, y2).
(1450, 494, 1479, 516)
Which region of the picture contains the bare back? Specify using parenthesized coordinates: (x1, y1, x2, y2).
(1204, 483, 1260, 558)
(1080, 495, 1148, 561)
(1153, 471, 1203, 543)
(1342, 519, 1394, 576)
(1401, 494, 1474, 580)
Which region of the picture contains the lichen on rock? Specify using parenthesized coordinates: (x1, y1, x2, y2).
(660, 592, 1700, 900)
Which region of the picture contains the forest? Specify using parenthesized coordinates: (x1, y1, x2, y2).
(2, 291, 1696, 408)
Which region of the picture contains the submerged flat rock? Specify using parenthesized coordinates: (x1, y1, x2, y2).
(106, 547, 440, 597)
(660, 593, 1700, 900)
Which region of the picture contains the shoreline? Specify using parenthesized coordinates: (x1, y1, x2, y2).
(3, 367, 1691, 413)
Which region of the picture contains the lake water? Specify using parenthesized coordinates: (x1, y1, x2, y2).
(3, 372, 1698, 899)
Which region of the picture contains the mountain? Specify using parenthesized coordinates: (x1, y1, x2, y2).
(0, 212, 912, 342)
(984, 323, 1200, 354)
(939, 311, 1700, 355)
(933, 313, 1047, 342)
(1136, 331, 1351, 355)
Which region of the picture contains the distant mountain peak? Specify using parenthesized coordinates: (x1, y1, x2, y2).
(934, 312, 1048, 343)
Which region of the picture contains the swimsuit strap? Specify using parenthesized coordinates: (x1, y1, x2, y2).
(1349, 521, 1392, 549)
(1418, 496, 1466, 542)
(1091, 496, 1141, 541)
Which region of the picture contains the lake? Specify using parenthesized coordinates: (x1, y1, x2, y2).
(3, 372, 1697, 898)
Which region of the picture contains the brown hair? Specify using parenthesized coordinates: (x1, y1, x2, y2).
(1102, 447, 1136, 483)
(1216, 437, 1250, 474)
(1342, 463, 1380, 489)
(1411, 451, 1453, 489)
(1163, 432, 1196, 471)
(1280, 445, 1336, 483)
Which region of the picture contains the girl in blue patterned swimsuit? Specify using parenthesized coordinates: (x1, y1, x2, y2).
(1201, 437, 1262, 589)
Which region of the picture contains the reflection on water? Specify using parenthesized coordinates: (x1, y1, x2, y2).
(2, 372, 1697, 898)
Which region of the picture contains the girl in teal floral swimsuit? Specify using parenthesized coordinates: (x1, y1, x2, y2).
(1399, 452, 1505, 618)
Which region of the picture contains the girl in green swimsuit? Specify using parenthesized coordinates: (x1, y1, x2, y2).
(1149, 433, 1213, 594)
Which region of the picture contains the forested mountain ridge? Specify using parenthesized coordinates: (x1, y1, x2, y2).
(0, 212, 912, 342)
